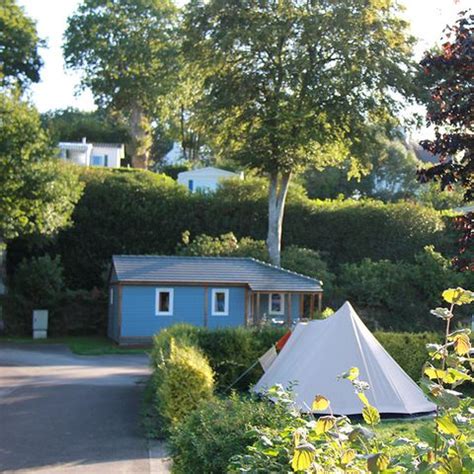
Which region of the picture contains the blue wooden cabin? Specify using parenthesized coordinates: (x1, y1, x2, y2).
(108, 255, 323, 344)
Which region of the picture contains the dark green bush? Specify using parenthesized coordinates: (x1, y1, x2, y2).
(374, 332, 443, 381)
(8, 171, 448, 291)
(5, 255, 64, 335)
(170, 394, 289, 474)
(336, 246, 473, 331)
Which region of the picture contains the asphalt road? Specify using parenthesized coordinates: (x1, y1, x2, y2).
(0, 344, 170, 473)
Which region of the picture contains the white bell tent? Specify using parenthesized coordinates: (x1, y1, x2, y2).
(254, 301, 436, 416)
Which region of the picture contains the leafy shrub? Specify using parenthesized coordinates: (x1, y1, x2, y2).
(374, 332, 442, 381)
(8, 171, 448, 292)
(54, 288, 108, 335)
(170, 394, 290, 474)
(151, 324, 286, 393)
(5, 255, 64, 334)
(281, 245, 335, 295)
(336, 246, 473, 331)
(154, 339, 215, 428)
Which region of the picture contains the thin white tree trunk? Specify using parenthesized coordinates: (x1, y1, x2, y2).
(267, 171, 291, 266)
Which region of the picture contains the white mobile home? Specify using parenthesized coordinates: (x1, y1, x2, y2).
(177, 166, 243, 193)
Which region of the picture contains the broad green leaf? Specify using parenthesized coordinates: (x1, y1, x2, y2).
(341, 449, 356, 465)
(362, 405, 380, 425)
(357, 392, 370, 407)
(442, 288, 474, 305)
(312, 395, 330, 412)
(367, 453, 390, 473)
(416, 425, 437, 447)
(314, 416, 336, 435)
(436, 415, 460, 436)
(291, 443, 315, 471)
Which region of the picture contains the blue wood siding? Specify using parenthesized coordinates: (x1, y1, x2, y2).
(120, 285, 246, 337)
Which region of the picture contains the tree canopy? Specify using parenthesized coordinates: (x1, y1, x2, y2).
(0, 0, 43, 89)
(63, 0, 179, 168)
(183, 0, 419, 264)
(0, 93, 83, 242)
(417, 10, 473, 271)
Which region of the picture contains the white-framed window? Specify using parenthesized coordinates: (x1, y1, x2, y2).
(211, 289, 229, 316)
(269, 293, 284, 315)
(156, 288, 174, 316)
(109, 287, 114, 305)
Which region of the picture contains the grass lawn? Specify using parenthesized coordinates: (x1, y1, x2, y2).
(0, 335, 151, 355)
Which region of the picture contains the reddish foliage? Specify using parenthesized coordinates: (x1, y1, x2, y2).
(417, 11, 473, 269)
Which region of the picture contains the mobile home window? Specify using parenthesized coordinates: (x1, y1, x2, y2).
(109, 287, 114, 305)
(269, 293, 284, 315)
(212, 289, 229, 316)
(156, 288, 174, 316)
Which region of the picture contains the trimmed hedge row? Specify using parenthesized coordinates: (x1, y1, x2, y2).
(8, 169, 449, 290)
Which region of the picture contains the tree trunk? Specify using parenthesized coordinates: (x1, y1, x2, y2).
(128, 104, 151, 169)
(267, 171, 291, 266)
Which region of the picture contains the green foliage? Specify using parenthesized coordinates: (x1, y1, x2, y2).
(64, 0, 179, 167)
(183, 0, 418, 175)
(0, 92, 83, 241)
(170, 394, 290, 474)
(5, 255, 64, 334)
(4, 255, 107, 336)
(281, 246, 334, 295)
(302, 138, 422, 202)
(153, 339, 215, 429)
(10, 170, 447, 292)
(374, 332, 442, 382)
(336, 246, 473, 330)
(0, 0, 43, 88)
(151, 324, 286, 392)
(228, 290, 474, 473)
(41, 108, 130, 144)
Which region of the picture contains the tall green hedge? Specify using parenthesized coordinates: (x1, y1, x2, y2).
(8, 169, 447, 290)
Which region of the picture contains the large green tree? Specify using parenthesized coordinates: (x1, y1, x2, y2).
(0, 0, 43, 89)
(41, 108, 130, 145)
(0, 93, 84, 243)
(63, 0, 179, 169)
(183, 0, 419, 265)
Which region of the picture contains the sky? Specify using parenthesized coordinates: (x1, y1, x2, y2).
(18, 0, 471, 116)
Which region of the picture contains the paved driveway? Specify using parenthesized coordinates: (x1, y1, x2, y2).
(0, 344, 170, 473)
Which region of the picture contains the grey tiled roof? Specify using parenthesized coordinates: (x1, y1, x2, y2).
(112, 256, 322, 292)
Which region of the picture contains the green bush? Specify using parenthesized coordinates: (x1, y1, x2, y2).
(170, 394, 289, 474)
(155, 339, 215, 428)
(8, 171, 448, 292)
(374, 332, 443, 381)
(151, 324, 286, 392)
(5, 255, 64, 334)
(335, 246, 473, 331)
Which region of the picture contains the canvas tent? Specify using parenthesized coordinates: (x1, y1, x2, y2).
(254, 301, 435, 416)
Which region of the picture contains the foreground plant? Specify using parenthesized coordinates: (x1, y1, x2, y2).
(229, 288, 473, 473)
